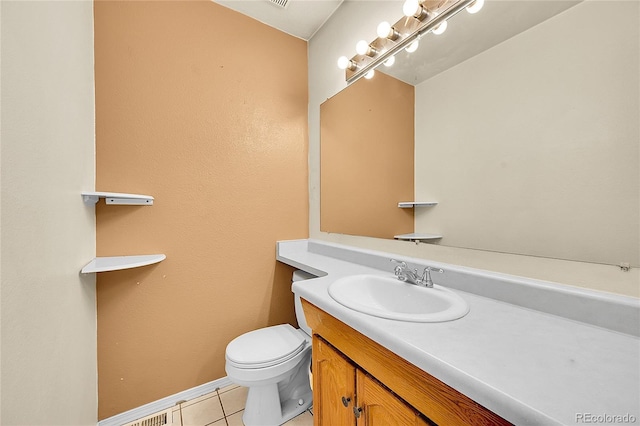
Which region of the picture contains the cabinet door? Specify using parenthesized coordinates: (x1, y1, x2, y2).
(356, 370, 432, 426)
(313, 336, 357, 426)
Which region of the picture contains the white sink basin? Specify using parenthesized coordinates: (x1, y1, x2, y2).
(328, 274, 469, 322)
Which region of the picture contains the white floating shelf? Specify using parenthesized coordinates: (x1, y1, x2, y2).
(394, 233, 442, 241)
(81, 254, 166, 274)
(398, 201, 438, 208)
(82, 192, 154, 205)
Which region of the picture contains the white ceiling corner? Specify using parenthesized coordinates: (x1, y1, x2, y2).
(213, 0, 345, 40)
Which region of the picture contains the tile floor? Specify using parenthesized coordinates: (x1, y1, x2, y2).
(168, 384, 313, 426)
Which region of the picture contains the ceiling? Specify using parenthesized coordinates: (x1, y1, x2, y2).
(214, 0, 583, 85)
(213, 0, 344, 40)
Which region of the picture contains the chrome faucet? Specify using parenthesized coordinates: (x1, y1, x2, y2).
(391, 259, 421, 285)
(391, 259, 444, 288)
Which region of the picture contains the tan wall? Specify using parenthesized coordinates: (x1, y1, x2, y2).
(320, 72, 414, 239)
(94, 0, 309, 419)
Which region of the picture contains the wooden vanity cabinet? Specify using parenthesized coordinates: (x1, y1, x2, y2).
(357, 370, 432, 426)
(303, 299, 512, 426)
(313, 336, 356, 425)
(314, 337, 429, 426)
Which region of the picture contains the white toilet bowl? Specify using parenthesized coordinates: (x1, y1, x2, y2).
(224, 271, 316, 426)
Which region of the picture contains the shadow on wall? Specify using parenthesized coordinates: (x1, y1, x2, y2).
(268, 262, 299, 327)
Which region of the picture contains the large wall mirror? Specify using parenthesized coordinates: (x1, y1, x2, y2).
(320, 0, 639, 267)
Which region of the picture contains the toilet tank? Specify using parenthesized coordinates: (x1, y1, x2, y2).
(293, 270, 316, 336)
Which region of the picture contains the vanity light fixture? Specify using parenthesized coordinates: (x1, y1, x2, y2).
(364, 70, 376, 79)
(405, 39, 420, 53)
(338, 0, 477, 83)
(337, 55, 357, 71)
(466, 0, 484, 14)
(383, 56, 396, 67)
(377, 21, 400, 40)
(403, 0, 429, 20)
(356, 40, 377, 57)
(432, 18, 448, 35)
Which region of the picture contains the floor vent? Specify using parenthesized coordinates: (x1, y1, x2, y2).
(121, 409, 172, 426)
(267, 0, 289, 9)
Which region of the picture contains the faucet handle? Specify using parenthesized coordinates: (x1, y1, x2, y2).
(390, 259, 407, 268)
(420, 266, 444, 287)
(390, 259, 408, 278)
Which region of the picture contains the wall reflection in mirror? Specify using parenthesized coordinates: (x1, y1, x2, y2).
(320, 0, 639, 267)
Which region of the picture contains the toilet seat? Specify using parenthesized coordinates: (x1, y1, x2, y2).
(226, 324, 306, 369)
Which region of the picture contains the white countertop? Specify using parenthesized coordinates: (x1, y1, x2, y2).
(278, 239, 640, 426)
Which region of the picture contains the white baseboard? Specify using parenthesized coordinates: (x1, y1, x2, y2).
(97, 376, 233, 426)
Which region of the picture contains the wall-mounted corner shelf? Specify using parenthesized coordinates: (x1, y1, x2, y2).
(394, 233, 442, 242)
(81, 254, 166, 274)
(81, 191, 154, 205)
(398, 201, 438, 208)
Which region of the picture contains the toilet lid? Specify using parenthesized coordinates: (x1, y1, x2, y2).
(226, 324, 306, 369)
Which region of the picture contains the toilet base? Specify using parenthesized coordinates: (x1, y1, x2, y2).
(241, 350, 312, 426)
(242, 385, 312, 426)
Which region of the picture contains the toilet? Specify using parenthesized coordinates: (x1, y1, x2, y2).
(225, 270, 316, 426)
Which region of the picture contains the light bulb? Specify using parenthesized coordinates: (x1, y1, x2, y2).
(376, 21, 398, 40)
(337, 56, 350, 70)
(383, 56, 396, 67)
(377, 21, 391, 38)
(403, 0, 420, 17)
(364, 69, 375, 79)
(432, 20, 447, 35)
(405, 39, 419, 53)
(466, 0, 484, 14)
(403, 0, 428, 20)
(356, 40, 371, 56)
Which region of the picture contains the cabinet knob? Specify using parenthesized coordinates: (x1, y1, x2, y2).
(341, 396, 351, 407)
(354, 406, 362, 418)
